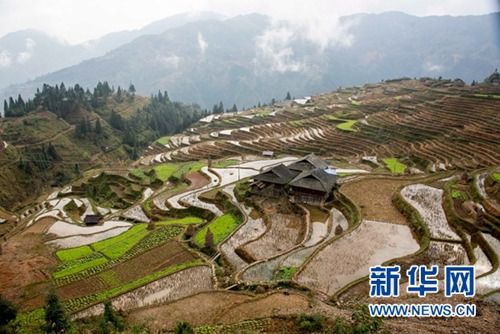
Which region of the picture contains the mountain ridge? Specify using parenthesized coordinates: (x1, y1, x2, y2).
(1, 11, 499, 112)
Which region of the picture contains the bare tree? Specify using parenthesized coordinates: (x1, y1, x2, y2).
(205, 228, 214, 249)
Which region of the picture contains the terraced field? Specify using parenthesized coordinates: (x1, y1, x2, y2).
(2, 79, 499, 333)
(140, 80, 500, 172)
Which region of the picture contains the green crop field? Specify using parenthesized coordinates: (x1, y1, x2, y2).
(100, 229, 150, 259)
(212, 159, 239, 168)
(53, 256, 108, 279)
(56, 245, 94, 261)
(194, 214, 238, 246)
(154, 164, 180, 181)
(156, 217, 204, 226)
(156, 136, 171, 145)
(171, 162, 206, 179)
(382, 158, 407, 174)
(92, 224, 148, 251)
(337, 120, 357, 132)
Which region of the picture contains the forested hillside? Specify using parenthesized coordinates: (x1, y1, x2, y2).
(0, 82, 205, 209)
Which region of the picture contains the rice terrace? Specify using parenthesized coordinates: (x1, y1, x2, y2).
(0, 77, 499, 333)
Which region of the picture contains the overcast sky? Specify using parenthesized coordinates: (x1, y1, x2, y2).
(1, 0, 499, 44)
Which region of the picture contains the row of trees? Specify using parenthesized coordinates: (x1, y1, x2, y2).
(17, 143, 60, 175)
(2, 81, 135, 118)
(210, 91, 292, 115)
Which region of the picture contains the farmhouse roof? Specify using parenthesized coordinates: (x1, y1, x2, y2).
(252, 164, 297, 185)
(290, 168, 338, 193)
(288, 153, 329, 172)
(84, 214, 102, 225)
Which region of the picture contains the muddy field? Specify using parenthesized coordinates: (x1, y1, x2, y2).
(340, 177, 415, 224)
(74, 265, 213, 318)
(242, 211, 304, 261)
(297, 220, 419, 296)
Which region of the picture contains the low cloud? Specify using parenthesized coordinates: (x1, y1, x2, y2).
(155, 54, 181, 68)
(255, 24, 305, 73)
(17, 38, 36, 64)
(254, 16, 356, 73)
(197, 32, 208, 55)
(423, 61, 444, 72)
(0, 50, 12, 68)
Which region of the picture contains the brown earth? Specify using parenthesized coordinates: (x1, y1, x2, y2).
(340, 176, 414, 225)
(124, 288, 499, 334)
(0, 221, 56, 311)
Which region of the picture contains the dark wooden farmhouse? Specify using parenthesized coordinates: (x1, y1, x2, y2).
(251, 154, 338, 205)
(287, 153, 329, 172)
(252, 164, 297, 197)
(289, 168, 338, 205)
(84, 214, 102, 226)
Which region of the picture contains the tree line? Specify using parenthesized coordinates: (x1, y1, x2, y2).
(2, 81, 134, 118)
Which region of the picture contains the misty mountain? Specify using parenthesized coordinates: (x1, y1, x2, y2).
(0, 11, 225, 90)
(3, 12, 499, 110)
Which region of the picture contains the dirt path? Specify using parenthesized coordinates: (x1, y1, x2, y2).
(13, 124, 75, 149)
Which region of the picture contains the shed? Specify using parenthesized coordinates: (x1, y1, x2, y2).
(84, 214, 102, 226)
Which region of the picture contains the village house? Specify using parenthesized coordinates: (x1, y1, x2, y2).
(251, 153, 338, 205)
(83, 214, 103, 226)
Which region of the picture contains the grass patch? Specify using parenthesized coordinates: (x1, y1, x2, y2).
(171, 162, 206, 179)
(351, 100, 362, 106)
(451, 190, 468, 200)
(274, 266, 298, 280)
(474, 94, 500, 99)
(337, 120, 357, 132)
(212, 159, 239, 168)
(382, 158, 407, 174)
(156, 217, 204, 226)
(154, 164, 179, 182)
(56, 245, 94, 261)
(324, 114, 343, 122)
(92, 224, 148, 252)
(156, 136, 171, 145)
(304, 204, 329, 222)
(194, 214, 238, 246)
(492, 173, 500, 181)
(290, 120, 304, 127)
(256, 108, 271, 117)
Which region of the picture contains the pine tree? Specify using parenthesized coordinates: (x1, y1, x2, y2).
(76, 118, 88, 138)
(109, 110, 123, 130)
(95, 118, 103, 135)
(205, 228, 214, 249)
(47, 143, 61, 161)
(174, 322, 194, 334)
(101, 300, 124, 332)
(0, 294, 17, 328)
(44, 288, 70, 333)
(285, 91, 291, 100)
